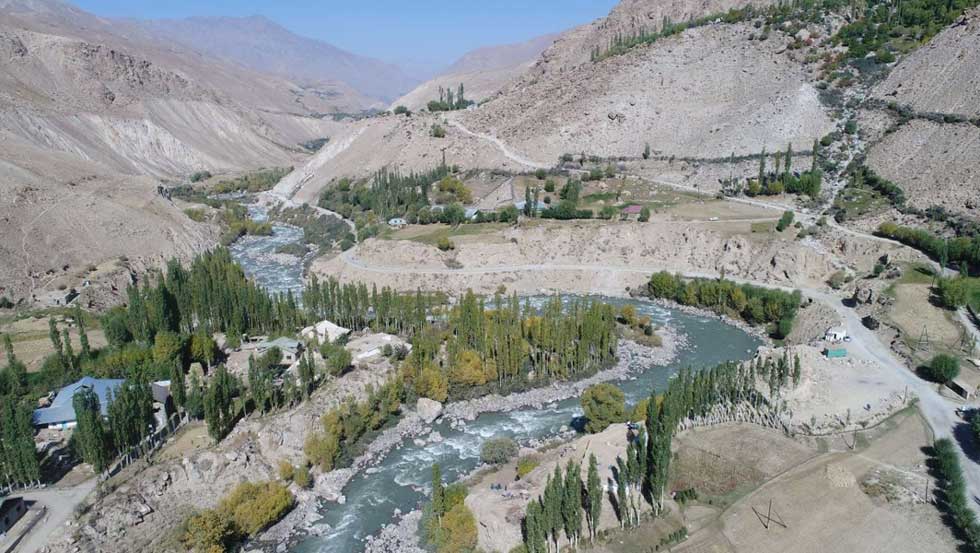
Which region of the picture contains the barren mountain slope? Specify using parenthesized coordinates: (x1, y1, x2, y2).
(461, 23, 833, 161)
(523, 0, 782, 75)
(0, 131, 216, 302)
(872, 8, 980, 117)
(392, 34, 558, 111)
(118, 15, 416, 104)
(863, 8, 980, 220)
(0, 24, 312, 176)
(276, 114, 519, 204)
(865, 121, 980, 219)
(315, 220, 839, 296)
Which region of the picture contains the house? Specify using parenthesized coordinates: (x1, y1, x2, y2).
(255, 337, 303, 365)
(301, 320, 351, 344)
(31, 377, 173, 430)
(388, 218, 407, 228)
(621, 205, 644, 216)
(0, 497, 27, 535)
(464, 207, 481, 220)
(824, 326, 848, 342)
(32, 377, 124, 429)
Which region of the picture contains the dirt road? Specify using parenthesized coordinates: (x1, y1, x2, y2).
(15, 479, 97, 553)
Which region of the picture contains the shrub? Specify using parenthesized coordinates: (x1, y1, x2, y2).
(776, 211, 795, 232)
(277, 459, 294, 481)
(581, 383, 626, 433)
(480, 437, 519, 465)
(184, 481, 294, 552)
(925, 354, 960, 383)
(184, 208, 207, 223)
(293, 464, 312, 489)
(638, 206, 650, 222)
(437, 236, 454, 251)
(544, 179, 556, 193)
(190, 170, 212, 183)
(827, 270, 848, 290)
(0, 296, 13, 309)
(393, 105, 410, 115)
(431, 124, 446, 138)
(534, 169, 547, 180)
(516, 455, 539, 479)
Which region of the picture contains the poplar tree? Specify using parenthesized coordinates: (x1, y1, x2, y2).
(785, 143, 793, 176)
(757, 147, 766, 186)
(586, 453, 602, 542)
(204, 365, 237, 441)
(73, 387, 112, 471)
(75, 306, 91, 360)
(0, 398, 41, 486)
(615, 458, 629, 528)
(562, 460, 583, 547)
(48, 318, 63, 366)
(3, 334, 27, 395)
(811, 139, 820, 174)
(61, 328, 75, 376)
(170, 361, 186, 413)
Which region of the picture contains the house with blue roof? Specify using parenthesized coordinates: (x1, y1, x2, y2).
(32, 377, 124, 430)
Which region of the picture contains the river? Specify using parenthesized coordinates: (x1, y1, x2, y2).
(227, 208, 762, 553)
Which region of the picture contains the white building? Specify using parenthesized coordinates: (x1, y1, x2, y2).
(824, 326, 848, 342)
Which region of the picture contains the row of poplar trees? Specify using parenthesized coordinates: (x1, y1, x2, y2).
(0, 335, 39, 488)
(522, 360, 775, 550)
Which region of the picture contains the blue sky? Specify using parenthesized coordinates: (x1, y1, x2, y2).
(73, 0, 618, 70)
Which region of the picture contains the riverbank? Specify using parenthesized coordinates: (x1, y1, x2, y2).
(274, 327, 685, 548)
(444, 329, 685, 422)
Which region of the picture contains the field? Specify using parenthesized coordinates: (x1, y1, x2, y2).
(0, 309, 106, 372)
(882, 264, 969, 361)
(593, 409, 957, 553)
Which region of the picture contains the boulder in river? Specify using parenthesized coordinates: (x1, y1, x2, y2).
(416, 398, 444, 423)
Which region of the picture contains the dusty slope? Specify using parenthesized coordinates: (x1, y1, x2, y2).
(313, 220, 837, 296)
(873, 8, 980, 117)
(0, 131, 216, 302)
(0, 23, 315, 177)
(865, 120, 980, 218)
(117, 15, 416, 104)
(863, 8, 980, 220)
(392, 33, 558, 111)
(276, 113, 519, 204)
(522, 0, 782, 75)
(462, 22, 833, 161)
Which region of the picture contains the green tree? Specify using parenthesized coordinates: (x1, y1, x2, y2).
(638, 206, 650, 222)
(581, 383, 626, 433)
(107, 378, 155, 452)
(72, 387, 113, 471)
(480, 436, 518, 465)
(170, 361, 187, 413)
(926, 354, 960, 383)
(562, 460, 583, 547)
(0, 398, 41, 485)
(585, 453, 602, 542)
(204, 365, 238, 441)
(75, 306, 91, 360)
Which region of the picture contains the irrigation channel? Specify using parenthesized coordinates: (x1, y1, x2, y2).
(227, 202, 762, 553)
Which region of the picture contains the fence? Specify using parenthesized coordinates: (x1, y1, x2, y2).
(101, 412, 189, 481)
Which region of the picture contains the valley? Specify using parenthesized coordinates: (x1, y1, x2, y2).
(1, 0, 979, 553)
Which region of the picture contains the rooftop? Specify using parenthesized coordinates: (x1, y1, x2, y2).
(32, 377, 123, 426)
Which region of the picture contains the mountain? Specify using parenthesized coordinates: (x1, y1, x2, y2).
(117, 15, 419, 104)
(0, 0, 353, 301)
(391, 33, 558, 111)
(283, 0, 834, 203)
(863, 8, 980, 220)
